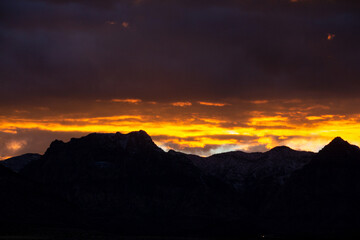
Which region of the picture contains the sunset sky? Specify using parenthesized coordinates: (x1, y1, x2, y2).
(1, 0, 360, 159)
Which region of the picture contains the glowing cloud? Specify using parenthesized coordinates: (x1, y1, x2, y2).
(198, 101, 228, 107)
(251, 100, 269, 104)
(327, 33, 336, 40)
(6, 140, 26, 151)
(172, 102, 192, 107)
(111, 99, 142, 104)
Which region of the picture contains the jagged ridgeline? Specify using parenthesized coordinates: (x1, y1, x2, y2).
(1, 131, 360, 238)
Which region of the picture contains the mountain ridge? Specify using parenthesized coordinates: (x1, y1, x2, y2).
(20, 130, 250, 235)
(2, 131, 360, 238)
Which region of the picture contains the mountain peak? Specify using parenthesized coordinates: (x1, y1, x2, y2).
(128, 130, 151, 139)
(320, 137, 360, 156)
(329, 136, 347, 145)
(44, 130, 161, 158)
(127, 130, 159, 148)
(269, 146, 293, 152)
(267, 146, 295, 154)
(325, 137, 352, 149)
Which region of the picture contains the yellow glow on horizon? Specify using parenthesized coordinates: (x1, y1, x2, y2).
(2, 111, 360, 155)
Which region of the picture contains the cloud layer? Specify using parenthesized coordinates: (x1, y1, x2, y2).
(1, 0, 360, 158)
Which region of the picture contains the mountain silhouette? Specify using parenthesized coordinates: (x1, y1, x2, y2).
(2, 132, 360, 238)
(21, 131, 251, 235)
(263, 136, 360, 237)
(0, 153, 41, 172)
(190, 145, 314, 211)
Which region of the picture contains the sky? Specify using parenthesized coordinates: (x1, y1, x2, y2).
(1, 0, 360, 159)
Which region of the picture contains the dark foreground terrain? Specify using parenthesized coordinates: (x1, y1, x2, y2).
(1, 131, 360, 239)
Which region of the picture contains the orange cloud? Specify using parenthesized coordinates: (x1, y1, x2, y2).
(171, 102, 192, 107)
(2, 129, 17, 134)
(111, 99, 142, 104)
(327, 33, 336, 40)
(6, 140, 26, 151)
(251, 100, 269, 104)
(198, 101, 228, 107)
(105, 21, 116, 25)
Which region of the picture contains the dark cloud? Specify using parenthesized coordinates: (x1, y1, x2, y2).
(0, 0, 359, 105)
